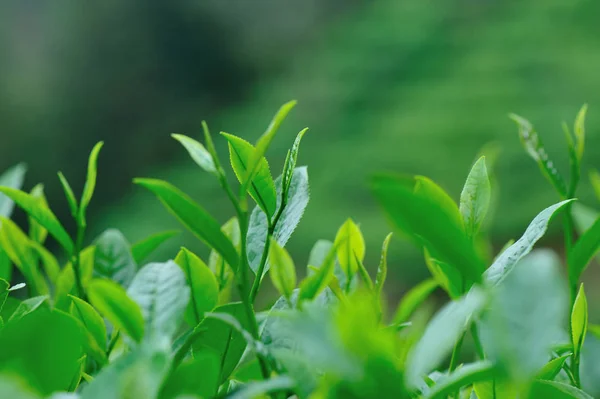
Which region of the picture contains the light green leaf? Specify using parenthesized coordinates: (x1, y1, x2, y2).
(307, 240, 332, 269)
(572, 283, 588, 359)
(0, 163, 27, 218)
(247, 167, 309, 276)
(28, 184, 48, 244)
(0, 376, 41, 399)
(511, 114, 567, 197)
(269, 238, 296, 301)
(425, 361, 495, 399)
(229, 376, 296, 399)
(0, 308, 85, 395)
(281, 127, 308, 201)
(482, 250, 568, 382)
(574, 104, 588, 162)
(88, 279, 144, 343)
(8, 295, 48, 322)
(174, 248, 218, 326)
(536, 354, 570, 381)
(485, 199, 574, 285)
(568, 217, 600, 285)
(131, 230, 179, 264)
(172, 133, 218, 176)
(298, 240, 338, 303)
(375, 233, 393, 298)
(372, 174, 483, 290)
(159, 349, 220, 399)
(393, 278, 439, 324)
(57, 171, 78, 218)
(0, 187, 74, 254)
(406, 287, 488, 388)
(208, 217, 240, 304)
(425, 249, 463, 298)
(191, 302, 252, 384)
(81, 344, 170, 399)
(221, 132, 278, 218)
(29, 241, 60, 284)
(69, 295, 107, 355)
(242, 100, 297, 198)
(0, 216, 49, 295)
(54, 263, 75, 311)
(590, 169, 600, 201)
(93, 229, 136, 287)
(134, 178, 239, 271)
(460, 156, 491, 238)
(127, 261, 190, 342)
(78, 141, 104, 227)
(334, 218, 365, 279)
(529, 380, 593, 399)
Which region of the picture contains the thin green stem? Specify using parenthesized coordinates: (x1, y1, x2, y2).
(470, 323, 486, 360)
(72, 223, 86, 300)
(449, 332, 466, 399)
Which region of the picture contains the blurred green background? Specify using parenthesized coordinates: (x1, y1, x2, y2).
(2, 0, 599, 299)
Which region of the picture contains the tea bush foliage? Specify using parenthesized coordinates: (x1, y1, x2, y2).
(0, 102, 599, 398)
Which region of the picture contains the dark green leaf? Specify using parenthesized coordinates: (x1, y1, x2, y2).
(94, 229, 136, 287)
(69, 295, 107, 355)
(406, 287, 487, 388)
(159, 349, 220, 399)
(57, 171, 78, 218)
(372, 174, 484, 289)
(174, 248, 218, 326)
(0, 248, 10, 282)
(485, 200, 573, 285)
(568, 217, 600, 285)
(221, 132, 277, 218)
(88, 279, 145, 343)
(247, 167, 309, 276)
(511, 113, 567, 197)
(78, 141, 104, 227)
(460, 156, 491, 238)
(131, 230, 179, 264)
(127, 261, 190, 342)
(393, 278, 438, 324)
(482, 250, 568, 382)
(572, 283, 588, 359)
(0, 308, 85, 395)
(134, 178, 239, 271)
(172, 133, 218, 176)
(0, 163, 27, 218)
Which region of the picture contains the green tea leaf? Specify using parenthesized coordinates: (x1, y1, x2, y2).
(536, 354, 570, 381)
(511, 113, 567, 197)
(406, 287, 488, 388)
(57, 171, 78, 218)
(372, 174, 483, 289)
(208, 217, 240, 304)
(0, 376, 40, 399)
(8, 295, 48, 322)
(172, 133, 218, 176)
(425, 361, 495, 399)
(134, 178, 239, 271)
(589, 169, 600, 201)
(424, 249, 463, 298)
(29, 242, 60, 284)
(127, 261, 190, 342)
(174, 248, 218, 326)
(159, 349, 220, 399)
(0, 248, 10, 282)
(298, 240, 339, 303)
(0, 163, 27, 218)
(191, 302, 252, 384)
(269, 238, 296, 301)
(574, 104, 588, 162)
(222, 132, 277, 218)
(88, 279, 144, 343)
(307, 240, 333, 268)
(334, 218, 365, 279)
(0, 187, 74, 254)
(572, 283, 588, 359)
(484, 199, 573, 285)
(529, 380, 593, 399)
(482, 250, 568, 382)
(54, 263, 75, 311)
(0, 216, 49, 295)
(247, 167, 309, 276)
(78, 141, 104, 227)
(568, 217, 600, 285)
(460, 156, 491, 238)
(27, 184, 48, 244)
(393, 278, 438, 324)
(69, 295, 107, 355)
(375, 233, 393, 297)
(131, 230, 179, 264)
(282, 127, 308, 201)
(0, 308, 85, 395)
(229, 376, 296, 399)
(242, 100, 297, 199)
(93, 229, 136, 287)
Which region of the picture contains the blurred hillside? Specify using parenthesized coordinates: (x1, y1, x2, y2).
(2, 0, 600, 291)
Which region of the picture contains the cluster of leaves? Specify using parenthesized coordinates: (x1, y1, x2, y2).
(0, 102, 599, 399)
